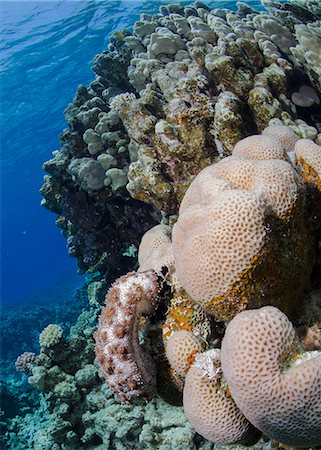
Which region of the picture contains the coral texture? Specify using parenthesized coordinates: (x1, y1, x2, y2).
(165, 330, 205, 378)
(262, 124, 300, 151)
(39, 324, 64, 349)
(295, 138, 321, 191)
(15, 352, 36, 373)
(172, 132, 312, 320)
(183, 349, 259, 444)
(95, 270, 159, 401)
(15, 1, 321, 448)
(221, 306, 321, 447)
(138, 224, 175, 274)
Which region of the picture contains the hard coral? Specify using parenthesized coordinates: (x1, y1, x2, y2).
(295, 138, 321, 191)
(172, 133, 312, 320)
(221, 306, 321, 447)
(138, 224, 174, 274)
(39, 324, 64, 349)
(233, 134, 286, 160)
(262, 124, 300, 153)
(165, 330, 205, 378)
(95, 270, 159, 401)
(15, 352, 37, 374)
(183, 349, 260, 445)
(162, 291, 212, 344)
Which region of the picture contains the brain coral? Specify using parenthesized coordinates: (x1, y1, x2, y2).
(172, 134, 312, 320)
(183, 349, 260, 444)
(262, 124, 300, 152)
(95, 270, 159, 401)
(165, 330, 205, 378)
(138, 224, 174, 274)
(221, 306, 321, 447)
(232, 134, 286, 160)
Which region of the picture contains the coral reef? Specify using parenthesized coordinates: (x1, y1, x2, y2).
(15, 352, 37, 374)
(295, 138, 321, 190)
(40, 77, 160, 275)
(39, 324, 64, 349)
(8, 0, 321, 449)
(165, 330, 205, 378)
(138, 224, 175, 274)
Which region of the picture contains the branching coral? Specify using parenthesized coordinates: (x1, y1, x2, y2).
(39, 324, 64, 349)
(95, 270, 159, 401)
(15, 352, 37, 374)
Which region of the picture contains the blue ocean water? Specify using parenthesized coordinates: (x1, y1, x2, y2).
(0, 0, 264, 306)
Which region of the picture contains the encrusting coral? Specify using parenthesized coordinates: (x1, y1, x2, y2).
(221, 306, 321, 447)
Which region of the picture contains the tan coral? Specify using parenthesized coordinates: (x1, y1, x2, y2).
(165, 330, 205, 378)
(183, 349, 260, 444)
(138, 224, 175, 274)
(95, 270, 159, 401)
(221, 306, 321, 447)
(233, 134, 286, 160)
(207, 157, 300, 220)
(172, 145, 312, 320)
(295, 138, 321, 191)
(262, 124, 300, 152)
(39, 324, 64, 349)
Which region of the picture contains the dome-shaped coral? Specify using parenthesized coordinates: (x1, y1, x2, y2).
(172, 136, 312, 320)
(165, 330, 205, 378)
(233, 134, 286, 160)
(295, 138, 321, 191)
(221, 306, 321, 447)
(138, 224, 174, 273)
(183, 349, 260, 444)
(262, 124, 300, 151)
